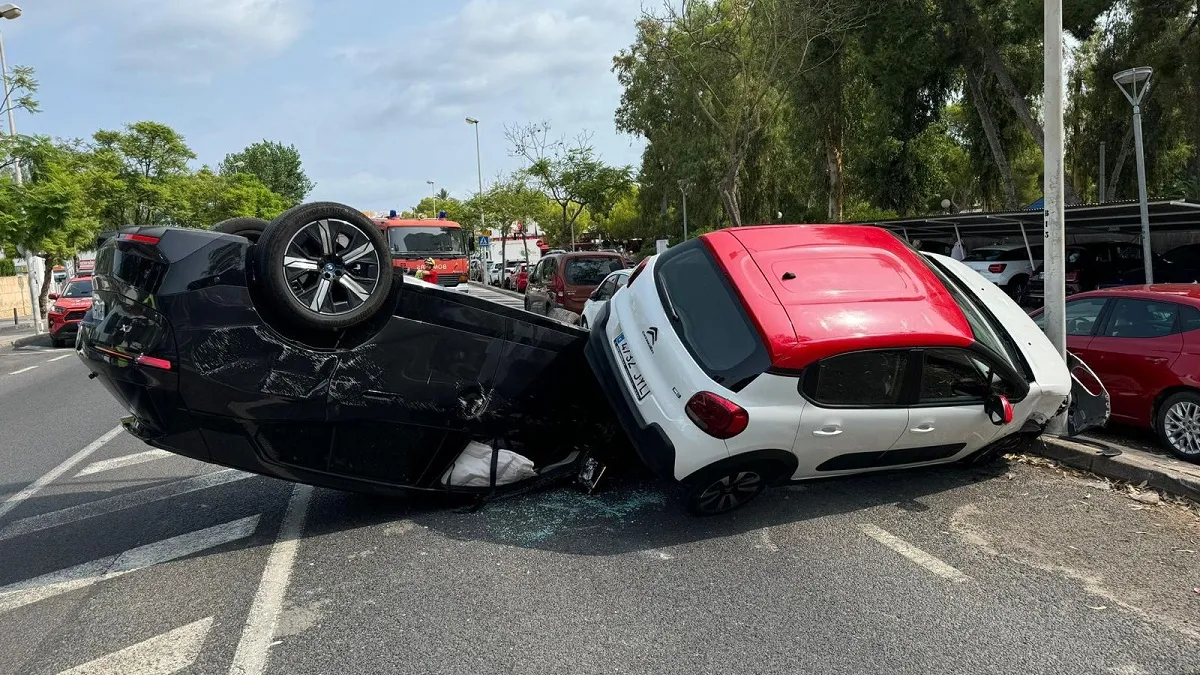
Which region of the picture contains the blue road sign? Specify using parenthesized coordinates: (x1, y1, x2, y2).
(478, 236, 490, 247)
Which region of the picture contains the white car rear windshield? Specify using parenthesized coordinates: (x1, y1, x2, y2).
(653, 240, 770, 391)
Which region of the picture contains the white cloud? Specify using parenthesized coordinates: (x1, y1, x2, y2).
(43, 0, 311, 82)
(337, 0, 641, 126)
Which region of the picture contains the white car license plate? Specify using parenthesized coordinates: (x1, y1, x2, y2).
(614, 333, 650, 401)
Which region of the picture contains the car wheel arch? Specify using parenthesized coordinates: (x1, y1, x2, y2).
(1153, 385, 1200, 429)
(680, 449, 798, 487)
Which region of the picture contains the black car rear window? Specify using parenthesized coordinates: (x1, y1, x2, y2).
(653, 239, 770, 390)
(565, 257, 623, 285)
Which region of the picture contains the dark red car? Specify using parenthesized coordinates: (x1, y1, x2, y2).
(46, 276, 94, 348)
(1032, 285, 1200, 462)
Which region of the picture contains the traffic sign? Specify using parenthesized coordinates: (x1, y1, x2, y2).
(478, 236, 490, 247)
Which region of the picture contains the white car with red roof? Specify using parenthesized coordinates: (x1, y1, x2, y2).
(585, 224, 1092, 515)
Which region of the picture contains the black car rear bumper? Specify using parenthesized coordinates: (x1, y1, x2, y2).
(584, 304, 678, 482)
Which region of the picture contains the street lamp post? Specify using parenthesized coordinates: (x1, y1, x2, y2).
(465, 117, 488, 285)
(678, 180, 690, 242)
(426, 180, 436, 219)
(1114, 66, 1155, 284)
(0, 3, 38, 333)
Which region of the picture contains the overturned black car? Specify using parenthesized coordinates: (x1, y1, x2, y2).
(78, 202, 621, 498)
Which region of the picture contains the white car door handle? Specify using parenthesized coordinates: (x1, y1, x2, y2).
(910, 424, 935, 433)
(813, 425, 843, 437)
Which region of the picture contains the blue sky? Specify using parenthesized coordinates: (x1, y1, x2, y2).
(4, 0, 646, 212)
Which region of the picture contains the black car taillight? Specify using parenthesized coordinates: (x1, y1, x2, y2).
(685, 391, 748, 439)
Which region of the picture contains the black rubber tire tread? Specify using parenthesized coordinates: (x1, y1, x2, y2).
(255, 201, 393, 332)
(212, 216, 269, 244)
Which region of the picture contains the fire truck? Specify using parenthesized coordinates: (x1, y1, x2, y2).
(372, 211, 470, 287)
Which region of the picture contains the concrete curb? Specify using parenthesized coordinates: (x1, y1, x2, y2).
(0, 333, 37, 349)
(1029, 436, 1200, 503)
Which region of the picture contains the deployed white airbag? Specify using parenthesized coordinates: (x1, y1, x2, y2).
(441, 441, 537, 487)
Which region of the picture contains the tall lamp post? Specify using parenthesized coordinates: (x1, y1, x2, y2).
(1114, 66, 1155, 284)
(465, 117, 487, 284)
(0, 2, 38, 333)
(678, 180, 690, 242)
(425, 179, 436, 218)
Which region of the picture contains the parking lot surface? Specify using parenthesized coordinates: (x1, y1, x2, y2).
(2, 339, 1199, 675)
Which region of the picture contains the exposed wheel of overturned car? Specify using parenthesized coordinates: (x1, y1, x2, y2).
(212, 216, 269, 244)
(256, 201, 394, 331)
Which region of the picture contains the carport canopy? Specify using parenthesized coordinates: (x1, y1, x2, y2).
(851, 199, 1200, 242)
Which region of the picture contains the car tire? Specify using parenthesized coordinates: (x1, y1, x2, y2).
(1006, 275, 1029, 304)
(51, 337, 65, 348)
(256, 201, 393, 331)
(1155, 391, 1200, 463)
(684, 462, 778, 516)
(212, 216, 269, 244)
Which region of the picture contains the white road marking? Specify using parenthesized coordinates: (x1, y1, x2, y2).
(229, 484, 313, 675)
(0, 515, 259, 613)
(74, 449, 173, 477)
(858, 524, 970, 583)
(8, 365, 37, 374)
(0, 470, 254, 542)
(46, 354, 73, 362)
(638, 548, 674, 560)
(57, 616, 214, 675)
(0, 426, 124, 522)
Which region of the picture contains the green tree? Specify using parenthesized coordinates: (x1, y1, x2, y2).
(92, 121, 196, 227)
(218, 140, 314, 206)
(173, 168, 288, 228)
(505, 122, 633, 248)
(0, 137, 110, 315)
(0, 63, 40, 175)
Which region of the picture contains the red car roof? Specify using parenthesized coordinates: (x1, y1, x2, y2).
(1069, 284, 1200, 306)
(700, 225, 974, 370)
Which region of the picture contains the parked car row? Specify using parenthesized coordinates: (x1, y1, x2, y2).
(1030, 285, 1200, 463)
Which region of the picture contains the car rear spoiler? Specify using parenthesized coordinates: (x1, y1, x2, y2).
(95, 230, 118, 249)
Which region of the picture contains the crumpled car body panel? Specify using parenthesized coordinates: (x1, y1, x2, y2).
(77, 227, 618, 497)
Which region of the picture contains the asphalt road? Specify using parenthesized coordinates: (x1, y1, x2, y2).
(1, 339, 1199, 675)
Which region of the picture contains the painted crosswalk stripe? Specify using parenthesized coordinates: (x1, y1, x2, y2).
(46, 354, 73, 362)
(0, 470, 254, 543)
(0, 426, 124, 522)
(0, 515, 260, 613)
(74, 449, 174, 477)
(57, 616, 213, 675)
(229, 485, 312, 675)
(8, 365, 37, 375)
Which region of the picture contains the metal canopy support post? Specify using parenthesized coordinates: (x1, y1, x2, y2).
(1018, 221, 1034, 269)
(1044, 0, 1067, 436)
(1114, 66, 1155, 284)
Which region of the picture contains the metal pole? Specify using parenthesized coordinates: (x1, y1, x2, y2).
(467, 119, 489, 285)
(427, 180, 436, 218)
(679, 183, 688, 241)
(1099, 141, 1106, 203)
(1132, 105, 1153, 283)
(1, 29, 39, 333)
(1044, 0, 1067, 435)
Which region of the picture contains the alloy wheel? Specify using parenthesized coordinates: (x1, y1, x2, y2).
(282, 218, 381, 316)
(1164, 400, 1200, 456)
(694, 470, 762, 514)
